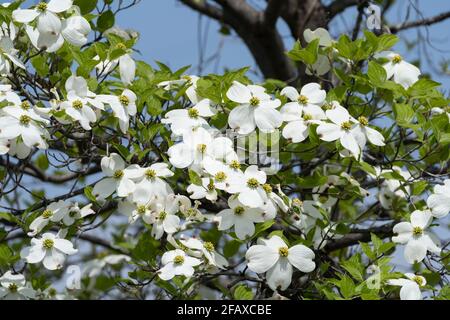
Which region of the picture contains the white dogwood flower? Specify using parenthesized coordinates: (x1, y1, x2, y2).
(167, 127, 234, 170)
(180, 238, 229, 269)
(93, 153, 141, 199)
(0, 272, 35, 300)
(20, 232, 78, 270)
(232, 165, 268, 208)
(246, 235, 315, 291)
(118, 186, 154, 224)
(316, 102, 361, 157)
(280, 83, 326, 142)
(392, 210, 441, 264)
(216, 196, 264, 240)
(99, 89, 137, 133)
(187, 177, 218, 202)
(227, 81, 282, 134)
(158, 249, 201, 280)
(375, 51, 421, 88)
(62, 203, 95, 226)
(13, 0, 73, 35)
(426, 179, 450, 218)
(150, 194, 181, 240)
(133, 163, 174, 199)
(95, 47, 136, 85)
(61, 14, 91, 46)
(28, 200, 72, 236)
(388, 273, 426, 300)
(162, 99, 215, 136)
(0, 34, 25, 74)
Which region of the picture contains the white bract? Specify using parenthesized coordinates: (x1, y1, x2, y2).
(149, 194, 181, 240)
(216, 196, 264, 240)
(388, 273, 426, 300)
(246, 235, 315, 291)
(28, 200, 71, 236)
(158, 249, 201, 280)
(93, 153, 141, 199)
(316, 102, 362, 158)
(20, 232, 78, 270)
(227, 81, 282, 134)
(99, 89, 137, 133)
(180, 238, 229, 269)
(280, 83, 326, 142)
(375, 51, 421, 88)
(392, 210, 441, 264)
(0, 272, 35, 300)
(426, 179, 450, 218)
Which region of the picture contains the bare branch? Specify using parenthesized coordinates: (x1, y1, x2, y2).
(326, 0, 360, 19)
(179, 0, 223, 21)
(390, 10, 450, 33)
(264, 0, 287, 26)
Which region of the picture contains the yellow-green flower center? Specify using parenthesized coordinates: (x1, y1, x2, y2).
(249, 97, 260, 106)
(322, 103, 333, 111)
(341, 121, 353, 131)
(207, 181, 215, 191)
(116, 43, 127, 50)
(185, 208, 198, 217)
(298, 95, 309, 105)
(42, 209, 53, 219)
(247, 178, 259, 189)
(279, 247, 289, 257)
(173, 255, 185, 264)
(214, 171, 227, 182)
(72, 100, 83, 110)
(262, 184, 272, 194)
(159, 211, 167, 220)
(8, 283, 18, 292)
(48, 287, 57, 297)
(303, 113, 313, 121)
(197, 144, 207, 153)
(413, 276, 424, 286)
(234, 206, 245, 215)
(137, 205, 147, 215)
(42, 239, 54, 249)
(358, 116, 369, 126)
(229, 160, 241, 170)
(392, 54, 402, 64)
(37, 2, 47, 12)
(145, 169, 156, 179)
(292, 198, 303, 207)
(119, 95, 129, 106)
(19, 115, 31, 125)
(204, 242, 214, 252)
(188, 108, 199, 119)
(21, 101, 30, 110)
(113, 170, 124, 179)
(412, 226, 423, 236)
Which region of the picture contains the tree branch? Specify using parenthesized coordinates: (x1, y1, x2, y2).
(264, 0, 287, 26)
(390, 10, 450, 33)
(324, 222, 395, 253)
(326, 0, 360, 19)
(179, 0, 223, 20)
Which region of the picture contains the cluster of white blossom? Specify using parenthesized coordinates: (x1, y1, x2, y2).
(1, 4, 448, 300)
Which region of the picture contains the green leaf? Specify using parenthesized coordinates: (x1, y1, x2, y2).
(188, 170, 202, 186)
(36, 154, 49, 170)
(97, 10, 115, 32)
(233, 285, 254, 300)
(407, 78, 440, 97)
(84, 186, 97, 203)
(367, 61, 387, 86)
(223, 240, 241, 258)
(74, 0, 98, 14)
(393, 103, 415, 126)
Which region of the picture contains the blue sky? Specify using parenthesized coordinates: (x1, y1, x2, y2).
(116, 0, 450, 90)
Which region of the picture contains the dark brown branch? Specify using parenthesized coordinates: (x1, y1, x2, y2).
(179, 0, 223, 20)
(326, 0, 360, 18)
(264, 0, 287, 26)
(390, 10, 450, 33)
(324, 222, 396, 253)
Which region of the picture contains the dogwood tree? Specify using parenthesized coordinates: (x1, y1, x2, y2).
(0, 0, 449, 301)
